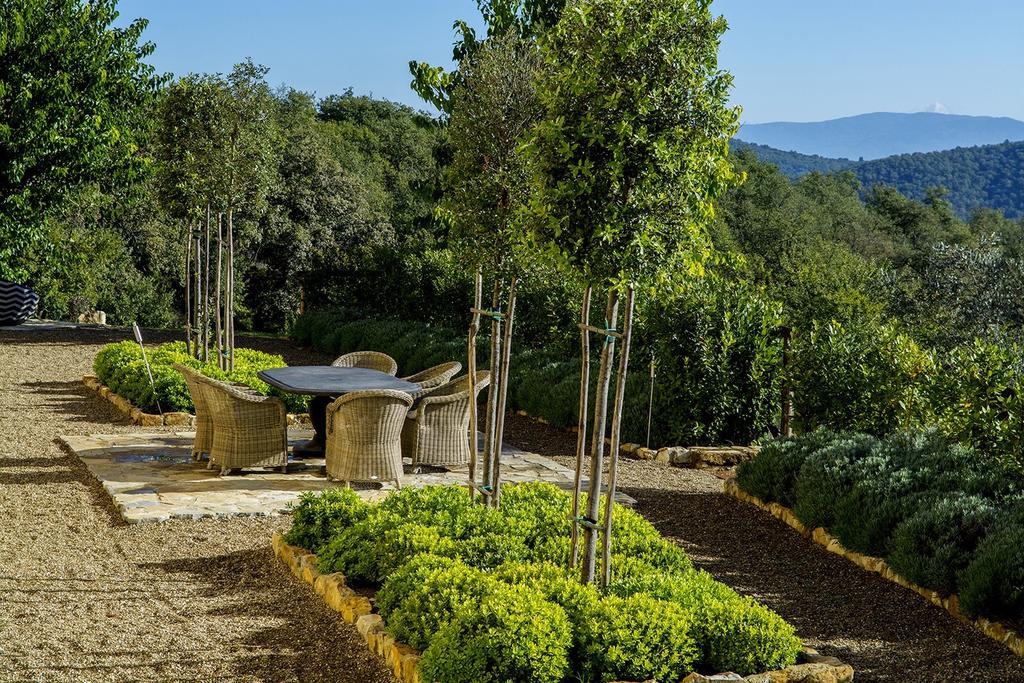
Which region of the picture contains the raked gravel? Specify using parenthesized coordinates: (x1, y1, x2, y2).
(0, 326, 394, 683)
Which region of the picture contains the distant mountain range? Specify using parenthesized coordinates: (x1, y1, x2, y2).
(732, 139, 1024, 220)
(737, 112, 1024, 160)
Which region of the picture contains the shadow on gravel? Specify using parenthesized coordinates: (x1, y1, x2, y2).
(622, 485, 1024, 683)
(139, 548, 393, 683)
(20, 380, 129, 425)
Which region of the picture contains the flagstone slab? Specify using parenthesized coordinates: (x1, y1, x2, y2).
(60, 430, 633, 524)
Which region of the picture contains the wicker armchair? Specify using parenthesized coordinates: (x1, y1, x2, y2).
(325, 389, 413, 487)
(402, 361, 462, 399)
(331, 351, 398, 375)
(172, 363, 214, 461)
(401, 371, 491, 469)
(202, 376, 289, 475)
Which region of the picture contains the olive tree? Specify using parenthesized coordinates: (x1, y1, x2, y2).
(525, 0, 740, 585)
(443, 33, 544, 506)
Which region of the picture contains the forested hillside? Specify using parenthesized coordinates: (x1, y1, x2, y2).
(736, 140, 1024, 219)
(854, 141, 1024, 219)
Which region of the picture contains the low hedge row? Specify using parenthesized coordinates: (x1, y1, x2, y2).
(285, 483, 801, 682)
(92, 340, 308, 414)
(737, 429, 1024, 622)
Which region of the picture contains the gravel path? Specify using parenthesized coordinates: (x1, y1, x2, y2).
(0, 326, 394, 683)
(507, 414, 1024, 683)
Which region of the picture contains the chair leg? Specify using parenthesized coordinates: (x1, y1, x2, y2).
(394, 479, 402, 490)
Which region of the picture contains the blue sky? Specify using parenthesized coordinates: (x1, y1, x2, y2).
(115, 0, 1024, 123)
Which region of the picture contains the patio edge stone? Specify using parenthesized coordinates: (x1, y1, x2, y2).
(725, 477, 1024, 659)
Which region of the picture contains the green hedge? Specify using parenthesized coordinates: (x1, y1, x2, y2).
(93, 340, 308, 414)
(286, 483, 801, 681)
(737, 429, 1024, 622)
(292, 308, 1024, 471)
(290, 282, 786, 446)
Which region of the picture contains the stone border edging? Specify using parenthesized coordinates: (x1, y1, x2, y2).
(272, 532, 423, 683)
(723, 478, 1024, 658)
(271, 532, 853, 683)
(83, 374, 310, 428)
(514, 410, 760, 470)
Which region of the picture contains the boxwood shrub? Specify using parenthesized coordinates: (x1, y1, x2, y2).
(93, 340, 307, 413)
(286, 483, 801, 680)
(738, 429, 1024, 626)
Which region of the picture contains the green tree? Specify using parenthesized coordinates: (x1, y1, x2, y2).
(525, 0, 739, 584)
(409, 0, 566, 114)
(0, 0, 163, 282)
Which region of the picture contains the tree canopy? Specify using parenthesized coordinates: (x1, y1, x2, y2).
(526, 0, 739, 289)
(0, 0, 163, 281)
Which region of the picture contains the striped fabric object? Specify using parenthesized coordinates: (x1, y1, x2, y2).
(0, 281, 39, 326)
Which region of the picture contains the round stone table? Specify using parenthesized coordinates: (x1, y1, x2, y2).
(257, 366, 420, 457)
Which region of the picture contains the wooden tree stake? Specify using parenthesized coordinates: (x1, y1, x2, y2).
(601, 285, 635, 588)
(466, 269, 483, 500)
(580, 289, 620, 584)
(489, 277, 517, 507)
(569, 286, 593, 569)
(480, 279, 503, 500)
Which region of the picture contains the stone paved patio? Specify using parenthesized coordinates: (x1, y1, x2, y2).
(61, 429, 630, 523)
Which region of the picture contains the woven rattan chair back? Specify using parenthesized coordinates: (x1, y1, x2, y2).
(325, 389, 413, 487)
(402, 361, 462, 399)
(401, 371, 491, 468)
(201, 375, 289, 476)
(330, 351, 398, 375)
(172, 363, 212, 461)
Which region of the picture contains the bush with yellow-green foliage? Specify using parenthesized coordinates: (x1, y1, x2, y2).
(287, 483, 802, 681)
(93, 340, 307, 413)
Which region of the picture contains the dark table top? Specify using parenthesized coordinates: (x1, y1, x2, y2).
(257, 366, 420, 396)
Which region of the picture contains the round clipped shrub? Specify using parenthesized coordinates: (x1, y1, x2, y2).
(887, 493, 1000, 594)
(608, 567, 801, 675)
(418, 584, 572, 683)
(499, 482, 572, 547)
(793, 432, 879, 530)
(378, 555, 498, 651)
(958, 520, 1024, 620)
(284, 488, 370, 554)
(93, 340, 140, 385)
(493, 560, 601, 641)
(577, 594, 697, 683)
(316, 513, 457, 582)
(736, 428, 837, 507)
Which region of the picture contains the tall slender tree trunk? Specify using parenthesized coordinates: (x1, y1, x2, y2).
(203, 204, 211, 362)
(467, 269, 483, 500)
(489, 277, 517, 507)
(601, 286, 635, 588)
(194, 223, 202, 358)
(481, 279, 503, 499)
(569, 286, 593, 568)
(580, 290, 620, 584)
(215, 212, 224, 370)
(184, 227, 192, 357)
(227, 207, 235, 372)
